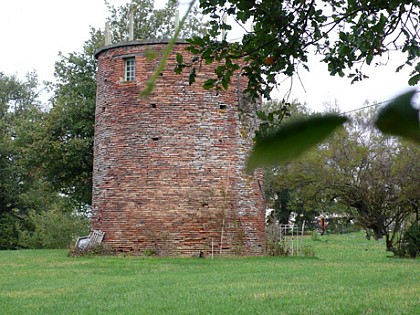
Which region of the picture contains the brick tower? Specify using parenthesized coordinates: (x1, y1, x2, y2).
(92, 40, 265, 256)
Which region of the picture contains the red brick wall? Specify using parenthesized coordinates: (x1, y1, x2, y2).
(92, 40, 265, 256)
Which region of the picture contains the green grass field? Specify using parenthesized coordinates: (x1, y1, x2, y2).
(1, 232, 419, 314)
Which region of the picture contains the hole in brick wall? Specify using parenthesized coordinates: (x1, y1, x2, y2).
(102, 107, 106, 112)
(219, 139, 223, 143)
(150, 103, 157, 108)
(152, 137, 160, 141)
(159, 72, 163, 76)
(219, 104, 227, 110)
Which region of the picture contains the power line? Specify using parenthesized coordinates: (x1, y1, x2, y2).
(341, 100, 387, 115)
(342, 89, 420, 115)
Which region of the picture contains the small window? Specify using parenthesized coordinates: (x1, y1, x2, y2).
(124, 58, 135, 81)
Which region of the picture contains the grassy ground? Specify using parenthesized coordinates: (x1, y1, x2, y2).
(1, 232, 419, 315)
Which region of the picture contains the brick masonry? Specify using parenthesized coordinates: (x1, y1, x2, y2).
(92, 40, 265, 256)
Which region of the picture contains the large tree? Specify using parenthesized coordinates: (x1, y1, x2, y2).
(0, 72, 53, 249)
(185, 0, 420, 99)
(264, 106, 420, 252)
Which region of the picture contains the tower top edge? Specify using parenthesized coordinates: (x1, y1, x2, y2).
(94, 39, 188, 59)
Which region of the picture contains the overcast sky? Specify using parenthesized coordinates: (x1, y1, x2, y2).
(0, 0, 417, 112)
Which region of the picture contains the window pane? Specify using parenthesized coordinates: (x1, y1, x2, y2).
(125, 58, 135, 81)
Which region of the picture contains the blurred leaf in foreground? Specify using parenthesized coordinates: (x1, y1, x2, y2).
(375, 89, 420, 144)
(246, 114, 348, 172)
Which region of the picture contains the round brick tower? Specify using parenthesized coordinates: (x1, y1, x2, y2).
(93, 40, 265, 256)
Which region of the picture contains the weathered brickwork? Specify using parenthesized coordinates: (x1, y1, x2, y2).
(93, 40, 265, 256)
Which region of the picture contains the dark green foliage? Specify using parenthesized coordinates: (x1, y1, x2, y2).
(0, 213, 20, 249)
(399, 222, 420, 258)
(18, 210, 89, 249)
(273, 189, 291, 225)
(0, 72, 49, 249)
(0, 70, 91, 250)
(37, 34, 100, 206)
(246, 114, 347, 171)
(375, 89, 420, 144)
(255, 101, 291, 141)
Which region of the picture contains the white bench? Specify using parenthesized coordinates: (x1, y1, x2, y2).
(76, 229, 105, 250)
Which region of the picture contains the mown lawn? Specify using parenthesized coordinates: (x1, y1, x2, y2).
(1, 232, 419, 314)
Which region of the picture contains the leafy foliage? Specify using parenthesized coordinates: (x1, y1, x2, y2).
(375, 89, 420, 143)
(18, 209, 89, 249)
(181, 0, 420, 99)
(247, 114, 347, 172)
(0, 72, 47, 249)
(35, 30, 102, 206)
(399, 222, 420, 258)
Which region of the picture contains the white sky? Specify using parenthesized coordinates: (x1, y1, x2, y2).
(0, 0, 417, 112)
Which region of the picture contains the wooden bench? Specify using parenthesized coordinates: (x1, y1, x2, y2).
(76, 229, 105, 250)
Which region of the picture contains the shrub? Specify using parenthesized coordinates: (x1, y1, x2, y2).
(399, 222, 420, 258)
(18, 210, 90, 249)
(302, 245, 316, 257)
(0, 213, 20, 249)
(266, 240, 290, 256)
(68, 243, 116, 257)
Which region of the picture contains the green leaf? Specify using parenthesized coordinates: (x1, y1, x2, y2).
(176, 53, 183, 64)
(190, 35, 205, 47)
(174, 64, 184, 75)
(246, 114, 348, 172)
(203, 78, 217, 90)
(188, 67, 196, 86)
(374, 89, 420, 143)
(366, 54, 373, 65)
(408, 74, 420, 86)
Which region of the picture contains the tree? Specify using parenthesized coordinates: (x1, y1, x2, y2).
(323, 112, 419, 251)
(185, 0, 419, 99)
(37, 30, 102, 207)
(263, 105, 420, 252)
(105, 0, 207, 41)
(0, 72, 56, 249)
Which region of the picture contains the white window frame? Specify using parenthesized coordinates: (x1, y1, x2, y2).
(124, 57, 135, 82)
